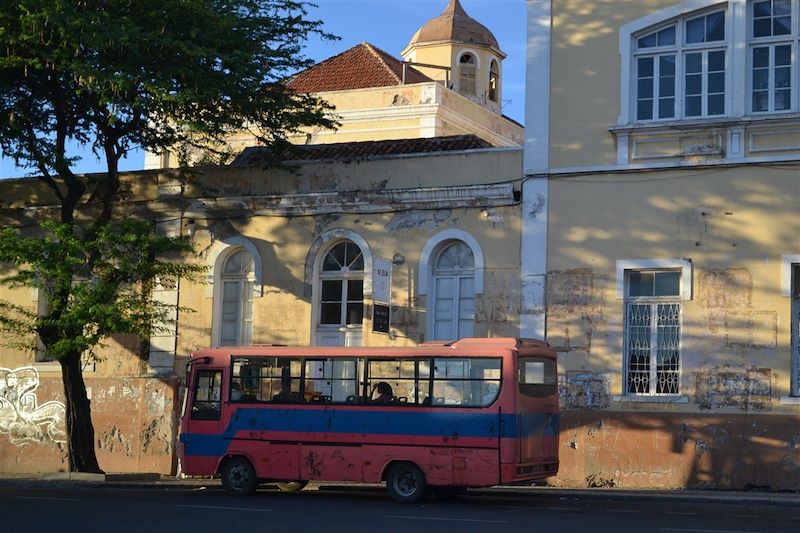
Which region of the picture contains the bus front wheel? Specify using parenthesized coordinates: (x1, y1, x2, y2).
(275, 481, 308, 492)
(221, 456, 258, 496)
(386, 463, 428, 503)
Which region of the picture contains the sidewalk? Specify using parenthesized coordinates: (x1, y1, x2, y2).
(0, 473, 798, 506)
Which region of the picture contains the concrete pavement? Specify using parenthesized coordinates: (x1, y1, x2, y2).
(0, 473, 797, 507)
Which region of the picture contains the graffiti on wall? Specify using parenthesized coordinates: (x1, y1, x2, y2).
(0, 367, 66, 446)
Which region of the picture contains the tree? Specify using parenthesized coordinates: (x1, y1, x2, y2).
(0, 0, 337, 472)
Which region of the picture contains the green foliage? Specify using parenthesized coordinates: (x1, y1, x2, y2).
(0, 220, 206, 360)
(0, 0, 337, 175)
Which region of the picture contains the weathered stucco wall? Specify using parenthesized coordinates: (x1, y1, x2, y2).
(555, 411, 800, 490)
(544, 162, 800, 488)
(0, 367, 178, 474)
(174, 149, 524, 357)
(547, 164, 799, 406)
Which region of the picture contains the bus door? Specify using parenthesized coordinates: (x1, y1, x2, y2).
(182, 367, 225, 473)
(516, 356, 559, 463)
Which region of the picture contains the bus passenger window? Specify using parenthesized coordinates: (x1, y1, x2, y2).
(432, 358, 501, 407)
(191, 370, 222, 420)
(367, 359, 422, 405)
(519, 357, 557, 398)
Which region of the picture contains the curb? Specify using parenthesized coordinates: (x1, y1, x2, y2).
(0, 475, 797, 507)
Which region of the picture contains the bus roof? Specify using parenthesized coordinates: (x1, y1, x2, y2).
(190, 337, 554, 364)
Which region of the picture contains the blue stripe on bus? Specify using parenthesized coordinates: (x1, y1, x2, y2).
(181, 409, 559, 457)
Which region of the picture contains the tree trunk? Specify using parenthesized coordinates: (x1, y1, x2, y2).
(59, 352, 103, 473)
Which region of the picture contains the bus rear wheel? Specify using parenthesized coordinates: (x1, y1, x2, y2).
(386, 463, 428, 503)
(221, 456, 258, 496)
(275, 481, 308, 492)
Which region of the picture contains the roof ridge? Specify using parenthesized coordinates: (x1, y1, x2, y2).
(363, 42, 402, 85)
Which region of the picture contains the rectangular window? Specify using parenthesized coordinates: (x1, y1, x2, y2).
(304, 358, 357, 403)
(367, 358, 426, 404)
(752, 0, 792, 38)
(431, 357, 501, 407)
(624, 271, 682, 396)
(232, 357, 302, 403)
(637, 54, 677, 120)
(685, 50, 726, 117)
(752, 44, 793, 112)
(191, 370, 222, 420)
(519, 357, 558, 398)
(221, 280, 253, 346)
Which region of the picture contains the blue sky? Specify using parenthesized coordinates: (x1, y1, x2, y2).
(0, 0, 525, 179)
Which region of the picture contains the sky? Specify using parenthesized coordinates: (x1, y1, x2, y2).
(0, 0, 526, 179)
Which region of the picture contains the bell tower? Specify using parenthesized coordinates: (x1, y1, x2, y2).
(401, 0, 506, 113)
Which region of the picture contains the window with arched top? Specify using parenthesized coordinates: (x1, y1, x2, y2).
(218, 249, 255, 346)
(489, 60, 499, 102)
(432, 241, 475, 341)
(459, 53, 477, 96)
(319, 240, 365, 329)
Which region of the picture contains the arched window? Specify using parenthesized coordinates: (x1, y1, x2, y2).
(318, 240, 365, 335)
(459, 53, 477, 96)
(489, 60, 499, 102)
(634, 7, 727, 121)
(431, 241, 475, 340)
(219, 249, 254, 346)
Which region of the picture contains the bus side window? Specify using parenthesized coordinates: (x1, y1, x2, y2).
(191, 370, 222, 420)
(518, 357, 557, 398)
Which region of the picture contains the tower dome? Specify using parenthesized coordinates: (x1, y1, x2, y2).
(407, 0, 499, 51)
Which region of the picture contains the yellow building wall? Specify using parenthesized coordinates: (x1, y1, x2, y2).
(546, 164, 800, 408)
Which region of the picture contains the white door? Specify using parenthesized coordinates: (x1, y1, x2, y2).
(430, 242, 475, 341)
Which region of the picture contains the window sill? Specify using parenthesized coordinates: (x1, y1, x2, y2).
(610, 112, 800, 134)
(612, 394, 689, 404)
(779, 396, 800, 405)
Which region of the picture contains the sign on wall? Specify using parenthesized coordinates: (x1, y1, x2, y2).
(373, 257, 392, 334)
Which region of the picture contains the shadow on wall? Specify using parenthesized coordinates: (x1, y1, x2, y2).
(554, 410, 800, 491)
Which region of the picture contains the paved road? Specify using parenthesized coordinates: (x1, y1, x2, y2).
(1, 484, 798, 533)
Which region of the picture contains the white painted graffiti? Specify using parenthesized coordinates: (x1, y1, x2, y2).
(0, 366, 66, 446)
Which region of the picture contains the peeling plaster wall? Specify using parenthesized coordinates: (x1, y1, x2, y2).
(545, 161, 800, 488)
(175, 150, 524, 357)
(555, 412, 800, 490)
(0, 375, 177, 474)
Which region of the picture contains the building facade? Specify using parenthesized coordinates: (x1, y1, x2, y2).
(525, 0, 800, 489)
(0, 137, 525, 474)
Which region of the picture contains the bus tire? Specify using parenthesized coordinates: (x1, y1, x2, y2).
(386, 463, 428, 503)
(221, 456, 258, 496)
(275, 481, 308, 492)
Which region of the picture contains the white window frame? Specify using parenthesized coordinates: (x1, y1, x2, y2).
(208, 237, 263, 347)
(430, 241, 476, 341)
(747, 0, 798, 114)
(619, 0, 800, 126)
(317, 239, 366, 329)
(781, 254, 800, 399)
(308, 229, 373, 347)
(214, 247, 256, 347)
(614, 259, 692, 402)
(632, 6, 730, 122)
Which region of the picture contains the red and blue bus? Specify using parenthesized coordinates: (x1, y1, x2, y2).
(179, 337, 559, 502)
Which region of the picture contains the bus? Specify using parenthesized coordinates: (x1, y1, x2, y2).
(179, 337, 559, 502)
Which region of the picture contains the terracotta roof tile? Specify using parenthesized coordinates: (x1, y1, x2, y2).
(287, 42, 431, 93)
(230, 135, 493, 166)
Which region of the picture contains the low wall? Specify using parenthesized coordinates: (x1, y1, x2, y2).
(553, 411, 800, 491)
(0, 368, 179, 475)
